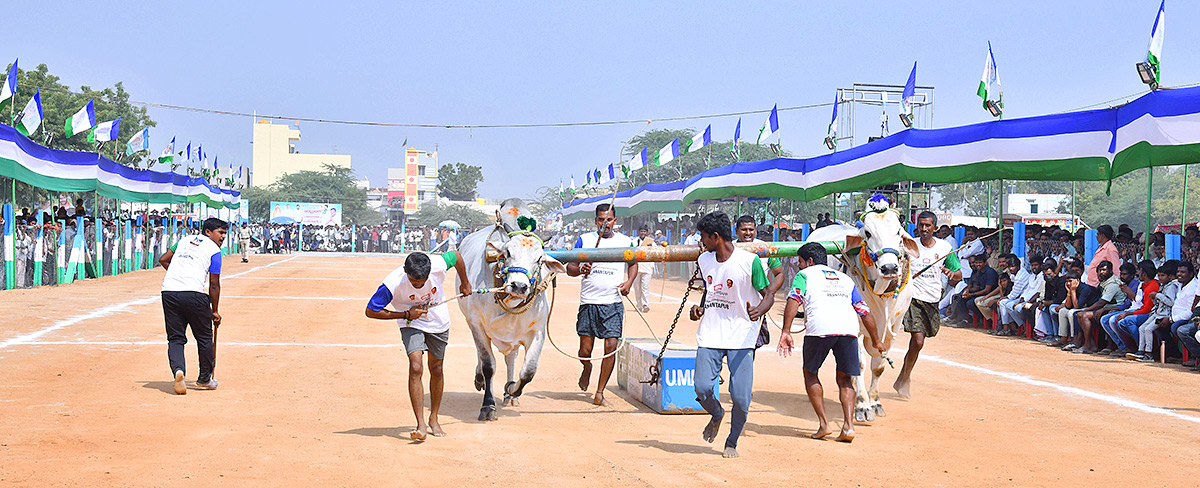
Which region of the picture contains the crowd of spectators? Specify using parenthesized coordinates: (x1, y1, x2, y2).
(942, 223, 1200, 371)
(244, 223, 468, 254)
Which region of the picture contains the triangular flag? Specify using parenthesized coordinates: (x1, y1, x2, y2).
(652, 138, 679, 166)
(731, 118, 741, 161)
(0, 58, 16, 110)
(63, 100, 96, 138)
(159, 137, 176, 167)
(825, 91, 840, 151)
(607, 163, 616, 182)
(1145, 0, 1165, 85)
(901, 62, 917, 119)
(15, 90, 42, 137)
(684, 125, 711, 154)
(977, 42, 1003, 117)
(757, 104, 779, 145)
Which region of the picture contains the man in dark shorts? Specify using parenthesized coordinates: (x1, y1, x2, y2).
(567, 204, 637, 406)
(780, 242, 884, 443)
(894, 211, 961, 399)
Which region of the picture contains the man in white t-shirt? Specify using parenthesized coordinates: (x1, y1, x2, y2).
(633, 225, 656, 313)
(567, 204, 638, 407)
(735, 215, 785, 295)
(687, 212, 772, 458)
(895, 211, 961, 399)
(365, 251, 471, 441)
(780, 242, 884, 443)
(158, 217, 228, 395)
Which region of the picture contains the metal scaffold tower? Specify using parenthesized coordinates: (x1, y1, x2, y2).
(830, 83, 935, 222)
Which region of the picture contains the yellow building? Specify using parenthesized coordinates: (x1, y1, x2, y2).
(251, 120, 351, 187)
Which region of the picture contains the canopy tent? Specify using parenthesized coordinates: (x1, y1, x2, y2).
(563, 86, 1200, 218)
(0, 123, 241, 208)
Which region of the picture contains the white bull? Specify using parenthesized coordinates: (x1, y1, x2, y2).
(806, 208, 918, 422)
(457, 199, 566, 421)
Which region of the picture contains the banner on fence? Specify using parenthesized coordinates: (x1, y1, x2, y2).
(269, 202, 342, 226)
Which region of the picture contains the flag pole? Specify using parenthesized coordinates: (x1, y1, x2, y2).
(1182, 165, 1189, 231)
(595, 121, 650, 248)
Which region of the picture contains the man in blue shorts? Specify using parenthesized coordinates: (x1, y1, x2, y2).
(567, 203, 638, 406)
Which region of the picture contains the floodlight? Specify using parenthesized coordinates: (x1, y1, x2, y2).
(1136, 61, 1159, 89)
(986, 100, 1003, 118)
(824, 136, 836, 151)
(899, 112, 913, 128)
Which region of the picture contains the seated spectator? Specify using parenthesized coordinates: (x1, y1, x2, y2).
(950, 254, 996, 327)
(1130, 261, 1178, 361)
(1035, 258, 1066, 343)
(1102, 261, 1158, 358)
(997, 254, 1038, 337)
(1066, 260, 1124, 354)
(978, 271, 1013, 330)
(1167, 261, 1200, 366)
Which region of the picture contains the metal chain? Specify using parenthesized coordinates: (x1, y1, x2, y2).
(645, 264, 703, 385)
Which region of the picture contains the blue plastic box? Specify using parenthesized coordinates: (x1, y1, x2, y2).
(617, 339, 717, 414)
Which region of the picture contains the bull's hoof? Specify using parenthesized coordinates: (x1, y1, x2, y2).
(873, 404, 886, 417)
(504, 381, 521, 397)
(478, 406, 498, 421)
(503, 394, 519, 407)
(474, 373, 485, 392)
(854, 407, 875, 423)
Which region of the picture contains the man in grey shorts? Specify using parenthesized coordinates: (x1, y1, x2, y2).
(567, 203, 638, 406)
(366, 251, 471, 441)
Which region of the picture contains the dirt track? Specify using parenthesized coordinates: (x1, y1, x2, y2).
(2, 253, 1198, 487)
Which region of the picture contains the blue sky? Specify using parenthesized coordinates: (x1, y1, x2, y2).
(6, 1, 1195, 199)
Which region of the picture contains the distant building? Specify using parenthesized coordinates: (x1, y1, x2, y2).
(1002, 193, 1068, 215)
(387, 148, 440, 211)
(251, 121, 351, 187)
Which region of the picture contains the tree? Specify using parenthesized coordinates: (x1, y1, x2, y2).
(1, 63, 159, 214)
(438, 162, 484, 201)
(241, 164, 382, 225)
(407, 201, 490, 229)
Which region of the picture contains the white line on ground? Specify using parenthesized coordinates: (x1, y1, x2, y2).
(0, 256, 299, 351)
(222, 295, 363, 300)
(22, 340, 473, 348)
(0, 297, 160, 350)
(920, 353, 1200, 425)
(229, 277, 377, 281)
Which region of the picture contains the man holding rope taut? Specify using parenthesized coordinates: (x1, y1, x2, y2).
(894, 211, 961, 399)
(159, 217, 227, 395)
(365, 251, 471, 441)
(566, 203, 637, 407)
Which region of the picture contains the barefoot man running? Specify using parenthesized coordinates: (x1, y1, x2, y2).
(365, 251, 471, 440)
(566, 203, 637, 406)
(688, 211, 773, 458)
(894, 211, 961, 398)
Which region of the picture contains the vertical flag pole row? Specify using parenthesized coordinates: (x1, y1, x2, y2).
(74, 216, 86, 281)
(3, 204, 13, 290)
(33, 211, 44, 286)
(135, 214, 144, 271)
(55, 220, 66, 284)
(94, 213, 103, 278)
(123, 216, 132, 274)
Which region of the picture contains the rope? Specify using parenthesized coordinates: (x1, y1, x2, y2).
(645, 266, 702, 385)
(543, 279, 628, 362)
(622, 293, 696, 351)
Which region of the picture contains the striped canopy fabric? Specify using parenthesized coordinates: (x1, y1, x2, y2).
(0, 123, 240, 208)
(563, 86, 1200, 217)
